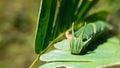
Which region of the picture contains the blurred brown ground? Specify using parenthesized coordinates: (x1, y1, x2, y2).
(0, 0, 120, 68)
(0, 0, 39, 68)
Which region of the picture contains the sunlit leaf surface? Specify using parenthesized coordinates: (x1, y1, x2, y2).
(39, 37, 120, 68)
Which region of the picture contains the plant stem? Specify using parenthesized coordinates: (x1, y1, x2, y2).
(29, 33, 65, 68)
(29, 55, 41, 68)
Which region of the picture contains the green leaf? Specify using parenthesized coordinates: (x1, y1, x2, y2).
(35, 0, 103, 54)
(40, 61, 120, 68)
(54, 39, 70, 51)
(85, 11, 109, 22)
(40, 50, 94, 62)
(35, 0, 54, 54)
(75, 0, 99, 23)
(52, 0, 80, 38)
(42, 0, 57, 49)
(39, 37, 120, 68)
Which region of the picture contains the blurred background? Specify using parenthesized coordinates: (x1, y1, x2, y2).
(0, 0, 120, 68)
(0, 0, 39, 68)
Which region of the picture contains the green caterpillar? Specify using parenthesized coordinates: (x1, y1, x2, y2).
(69, 21, 111, 55)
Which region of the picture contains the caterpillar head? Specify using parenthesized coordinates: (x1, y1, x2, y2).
(66, 23, 91, 55)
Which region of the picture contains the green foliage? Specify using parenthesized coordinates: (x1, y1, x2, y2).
(35, 0, 56, 54)
(75, 0, 99, 23)
(40, 37, 120, 68)
(33, 0, 112, 67)
(35, 0, 107, 54)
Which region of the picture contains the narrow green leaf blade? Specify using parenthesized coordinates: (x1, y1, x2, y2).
(75, 0, 99, 23)
(35, 0, 53, 54)
(52, 0, 80, 38)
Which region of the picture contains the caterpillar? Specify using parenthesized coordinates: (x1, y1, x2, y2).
(67, 21, 111, 55)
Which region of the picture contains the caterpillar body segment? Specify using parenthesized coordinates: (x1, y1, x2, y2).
(75, 21, 110, 40)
